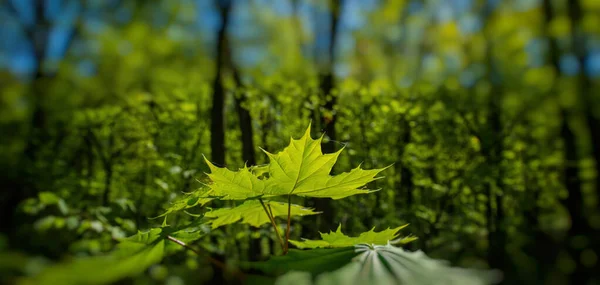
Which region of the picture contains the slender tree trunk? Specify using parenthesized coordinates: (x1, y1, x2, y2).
(396, 118, 414, 207)
(560, 109, 591, 284)
(544, 1, 594, 283)
(487, 91, 506, 270)
(568, 0, 600, 218)
(314, 0, 342, 233)
(210, 1, 232, 166)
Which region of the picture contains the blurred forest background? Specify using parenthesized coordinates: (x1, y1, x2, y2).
(0, 0, 599, 284)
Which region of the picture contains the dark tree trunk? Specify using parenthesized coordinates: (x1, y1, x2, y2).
(568, 0, 600, 219)
(486, 93, 506, 271)
(560, 109, 592, 285)
(210, 1, 233, 166)
(314, 0, 342, 234)
(102, 163, 113, 206)
(545, 0, 595, 283)
(397, 118, 414, 207)
(232, 71, 256, 167)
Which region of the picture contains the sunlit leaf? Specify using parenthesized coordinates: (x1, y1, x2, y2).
(289, 224, 415, 249)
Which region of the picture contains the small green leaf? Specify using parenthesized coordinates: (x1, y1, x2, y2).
(38, 192, 60, 205)
(204, 200, 320, 229)
(289, 224, 414, 249)
(157, 187, 214, 218)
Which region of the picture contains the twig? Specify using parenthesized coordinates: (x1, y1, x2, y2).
(258, 198, 285, 251)
(166, 235, 245, 281)
(284, 195, 292, 254)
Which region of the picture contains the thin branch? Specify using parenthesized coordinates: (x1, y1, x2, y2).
(284, 195, 292, 254)
(258, 198, 285, 251)
(166, 235, 245, 281)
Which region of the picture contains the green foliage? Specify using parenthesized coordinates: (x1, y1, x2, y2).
(8, 125, 505, 285)
(289, 224, 415, 249)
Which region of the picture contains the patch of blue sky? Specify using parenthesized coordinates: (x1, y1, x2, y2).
(443, 52, 463, 73)
(514, 0, 540, 11)
(422, 53, 440, 72)
(486, 0, 501, 11)
(458, 13, 482, 35)
(77, 59, 97, 77)
(44, 0, 62, 22)
(450, 0, 472, 15)
(268, 0, 293, 16)
(340, 0, 366, 30)
(0, 19, 21, 51)
(151, 4, 169, 28)
(83, 17, 106, 34)
(234, 45, 265, 68)
(195, 0, 220, 40)
(9, 45, 36, 78)
(585, 51, 600, 78)
(459, 69, 477, 87)
(433, 2, 454, 23)
(230, 1, 261, 41)
(334, 62, 351, 78)
(335, 33, 355, 59)
(9, 0, 35, 27)
(45, 26, 75, 61)
(407, 0, 423, 14)
(587, 38, 600, 52)
(559, 54, 580, 76)
(525, 38, 548, 68)
(114, 5, 132, 24)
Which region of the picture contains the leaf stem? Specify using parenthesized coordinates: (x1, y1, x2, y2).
(166, 235, 245, 281)
(258, 198, 285, 252)
(284, 195, 292, 255)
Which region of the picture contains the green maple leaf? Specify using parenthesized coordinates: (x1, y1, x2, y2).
(204, 124, 387, 200)
(204, 200, 320, 229)
(289, 224, 416, 249)
(156, 187, 215, 218)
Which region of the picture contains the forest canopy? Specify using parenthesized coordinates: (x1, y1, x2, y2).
(0, 0, 599, 284)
